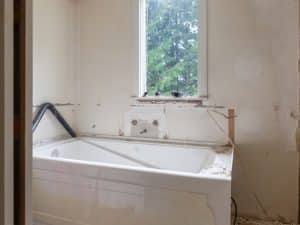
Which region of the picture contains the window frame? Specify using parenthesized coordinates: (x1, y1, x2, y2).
(138, 0, 208, 101)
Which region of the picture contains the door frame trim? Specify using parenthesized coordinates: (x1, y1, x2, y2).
(0, 0, 14, 224)
(25, 0, 33, 224)
(25, 0, 33, 225)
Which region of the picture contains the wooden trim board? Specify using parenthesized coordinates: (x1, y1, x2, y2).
(0, 0, 14, 224)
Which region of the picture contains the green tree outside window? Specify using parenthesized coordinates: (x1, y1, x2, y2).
(146, 0, 199, 97)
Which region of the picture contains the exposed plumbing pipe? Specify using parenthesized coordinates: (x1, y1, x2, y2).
(32, 102, 77, 137)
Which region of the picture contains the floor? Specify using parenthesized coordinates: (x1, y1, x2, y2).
(34, 220, 299, 225)
(237, 217, 298, 225)
(34, 222, 48, 225)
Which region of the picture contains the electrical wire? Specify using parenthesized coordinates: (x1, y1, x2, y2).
(207, 109, 269, 219)
(207, 109, 236, 148)
(231, 197, 238, 225)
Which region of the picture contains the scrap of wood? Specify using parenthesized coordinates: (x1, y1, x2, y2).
(228, 109, 235, 145)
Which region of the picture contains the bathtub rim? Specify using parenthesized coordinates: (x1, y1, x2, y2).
(33, 136, 233, 182)
(34, 134, 233, 152)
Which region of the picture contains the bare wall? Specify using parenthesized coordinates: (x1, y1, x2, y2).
(33, 0, 77, 143)
(76, 0, 299, 222)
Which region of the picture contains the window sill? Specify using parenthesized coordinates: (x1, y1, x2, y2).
(136, 97, 203, 105)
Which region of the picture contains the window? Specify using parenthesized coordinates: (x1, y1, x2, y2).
(139, 0, 207, 99)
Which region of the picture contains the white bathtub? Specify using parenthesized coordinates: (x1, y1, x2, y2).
(33, 137, 234, 225)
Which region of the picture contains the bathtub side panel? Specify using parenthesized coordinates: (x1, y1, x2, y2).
(32, 168, 228, 225)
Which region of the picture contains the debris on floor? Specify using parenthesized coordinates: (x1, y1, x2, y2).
(237, 217, 298, 225)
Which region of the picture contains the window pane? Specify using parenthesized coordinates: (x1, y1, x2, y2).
(146, 0, 199, 97)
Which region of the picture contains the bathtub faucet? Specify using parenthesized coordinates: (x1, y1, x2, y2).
(140, 128, 147, 134)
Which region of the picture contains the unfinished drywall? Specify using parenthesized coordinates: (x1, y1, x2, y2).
(33, 0, 77, 144)
(75, 0, 299, 222)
